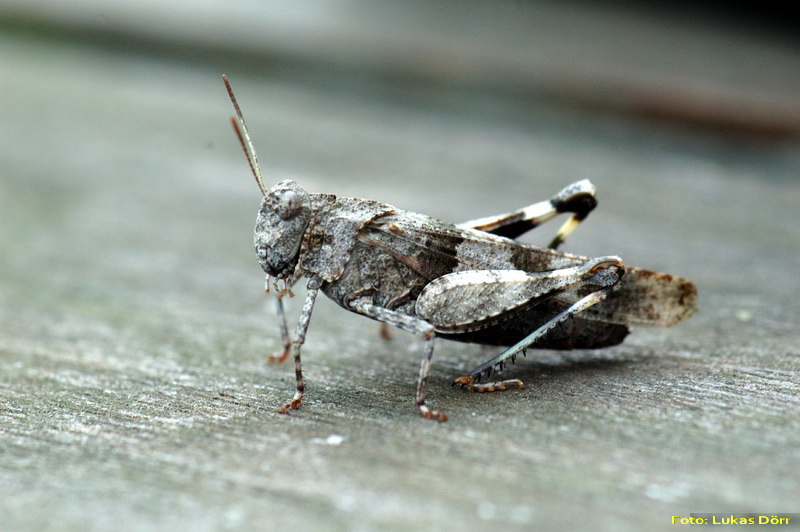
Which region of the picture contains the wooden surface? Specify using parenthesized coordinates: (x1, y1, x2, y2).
(1, 2, 799, 531)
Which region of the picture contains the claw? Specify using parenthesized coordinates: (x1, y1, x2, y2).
(279, 388, 304, 414)
(452, 375, 476, 388)
(278, 397, 302, 414)
(418, 404, 447, 422)
(267, 345, 291, 364)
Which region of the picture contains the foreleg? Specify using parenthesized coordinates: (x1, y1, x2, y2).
(276, 277, 320, 414)
(268, 295, 292, 363)
(264, 273, 300, 363)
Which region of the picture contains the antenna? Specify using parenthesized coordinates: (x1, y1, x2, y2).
(222, 74, 268, 197)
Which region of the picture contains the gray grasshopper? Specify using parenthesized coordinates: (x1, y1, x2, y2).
(223, 75, 697, 422)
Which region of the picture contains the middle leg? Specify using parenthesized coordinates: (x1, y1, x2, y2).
(350, 298, 447, 422)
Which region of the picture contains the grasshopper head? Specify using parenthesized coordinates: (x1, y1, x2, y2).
(221, 77, 312, 280)
(254, 180, 311, 278)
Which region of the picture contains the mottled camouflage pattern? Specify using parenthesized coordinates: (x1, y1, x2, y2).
(257, 196, 694, 347)
(252, 180, 696, 421)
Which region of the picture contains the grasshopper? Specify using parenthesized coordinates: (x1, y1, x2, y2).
(223, 75, 697, 422)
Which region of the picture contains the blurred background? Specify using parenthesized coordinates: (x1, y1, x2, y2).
(1, 2, 799, 531)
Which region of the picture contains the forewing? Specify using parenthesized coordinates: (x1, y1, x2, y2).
(359, 210, 580, 279)
(360, 210, 697, 327)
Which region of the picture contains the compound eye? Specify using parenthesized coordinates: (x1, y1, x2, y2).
(277, 190, 303, 220)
